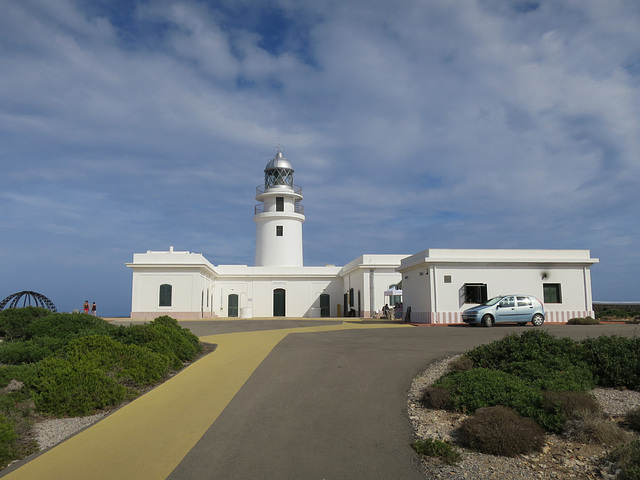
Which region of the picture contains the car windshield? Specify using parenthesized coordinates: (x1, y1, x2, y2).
(480, 297, 502, 306)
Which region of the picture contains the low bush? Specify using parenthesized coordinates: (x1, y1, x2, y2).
(448, 355, 473, 373)
(530, 391, 602, 434)
(0, 307, 52, 341)
(567, 317, 600, 325)
(28, 335, 173, 416)
(466, 330, 584, 374)
(595, 305, 640, 319)
(30, 357, 129, 417)
(542, 391, 601, 418)
(0, 337, 67, 365)
(412, 438, 461, 464)
(458, 406, 545, 457)
(421, 386, 452, 409)
(0, 414, 20, 468)
(502, 359, 595, 392)
(27, 313, 115, 341)
(563, 409, 630, 446)
(0, 365, 37, 389)
(111, 316, 201, 370)
(608, 439, 640, 480)
(581, 336, 640, 390)
(56, 335, 170, 386)
(625, 407, 640, 433)
(433, 368, 541, 417)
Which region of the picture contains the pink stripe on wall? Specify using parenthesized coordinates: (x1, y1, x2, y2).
(408, 310, 596, 325)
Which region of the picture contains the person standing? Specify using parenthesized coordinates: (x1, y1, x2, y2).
(91, 302, 97, 316)
(83, 300, 90, 314)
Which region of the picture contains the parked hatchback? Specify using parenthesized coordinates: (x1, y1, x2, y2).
(462, 295, 545, 327)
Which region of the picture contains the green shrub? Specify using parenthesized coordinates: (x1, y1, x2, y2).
(112, 316, 201, 370)
(150, 316, 201, 353)
(27, 312, 115, 341)
(0, 414, 20, 467)
(433, 368, 541, 417)
(609, 439, 640, 480)
(567, 317, 600, 325)
(0, 307, 52, 341)
(0, 365, 38, 389)
(30, 357, 128, 417)
(581, 336, 640, 389)
(625, 407, 640, 433)
(151, 315, 180, 328)
(458, 406, 546, 457)
(0, 337, 67, 364)
(466, 330, 584, 373)
(412, 438, 461, 464)
(56, 335, 170, 386)
(501, 358, 595, 392)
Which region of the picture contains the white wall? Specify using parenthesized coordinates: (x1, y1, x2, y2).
(400, 249, 598, 324)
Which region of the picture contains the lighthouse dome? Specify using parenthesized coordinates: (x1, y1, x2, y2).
(264, 151, 294, 189)
(265, 151, 293, 172)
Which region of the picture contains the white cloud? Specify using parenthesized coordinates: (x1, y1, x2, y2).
(1, 0, 639, 313)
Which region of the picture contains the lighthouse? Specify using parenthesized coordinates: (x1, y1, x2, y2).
(254, 148, 305, 267)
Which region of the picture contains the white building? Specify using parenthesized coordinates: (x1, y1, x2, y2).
(127, 149, 407, 320)
(399, 249, 598, 324)
(127, 149, 599, 323)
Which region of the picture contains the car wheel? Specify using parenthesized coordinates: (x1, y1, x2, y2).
(482, 314, 493, 327)
(531, 314, 544, 327)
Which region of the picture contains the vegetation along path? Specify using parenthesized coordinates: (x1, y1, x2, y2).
(2, 320, 638, 480)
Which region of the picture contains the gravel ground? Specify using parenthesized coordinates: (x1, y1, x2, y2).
(33, 413, 107, 450)
(408, 356, 640, 480)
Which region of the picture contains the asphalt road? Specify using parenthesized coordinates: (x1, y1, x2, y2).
(167, 321, 638, 480)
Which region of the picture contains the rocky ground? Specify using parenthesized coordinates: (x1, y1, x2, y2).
(408, 356, 640, 480)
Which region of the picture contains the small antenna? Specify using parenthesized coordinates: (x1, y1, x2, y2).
(275, 138, 284, 156)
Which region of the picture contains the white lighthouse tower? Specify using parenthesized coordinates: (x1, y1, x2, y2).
(254, 148, 305, 267)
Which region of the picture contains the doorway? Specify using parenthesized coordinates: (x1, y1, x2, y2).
(320, 294, 330, 317)
(273, 288, 286, 316)
(228, 294, 238, 317)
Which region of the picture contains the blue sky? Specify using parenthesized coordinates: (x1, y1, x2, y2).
(1, 0, 639, 316)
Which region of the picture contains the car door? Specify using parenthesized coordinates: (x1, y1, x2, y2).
(515, 296, 534, 321)
(495, 296, 517, 323)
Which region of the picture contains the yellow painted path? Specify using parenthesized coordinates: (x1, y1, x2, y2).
(4, 321, 406, 480)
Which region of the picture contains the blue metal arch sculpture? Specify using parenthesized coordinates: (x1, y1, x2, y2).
(0, 291, 57, 312)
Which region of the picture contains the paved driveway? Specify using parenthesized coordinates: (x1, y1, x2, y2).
(3, 321, 638, 479)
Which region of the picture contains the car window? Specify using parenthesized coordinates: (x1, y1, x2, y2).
(499, 297, 515, 308)
(517, 296, 532, 307)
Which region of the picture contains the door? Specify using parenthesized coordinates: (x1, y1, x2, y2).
(515, 296, 534, 321)
(320, 294, 330, 317)
(228, 294, 238, 317)
(273, 288, 286, 317)
(495, 296, 517, 322)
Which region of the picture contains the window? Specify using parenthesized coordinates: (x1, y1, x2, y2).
(517, 296, 532, 307)
(444, 275, 452, 283)
(276, 197, 284, 212)
(543, 284, 562, 303)
(276, 225, 283, 236)
(499, 296, 515, 308)
(464, 284, 487, 304)
(159, 284, 172, 307)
